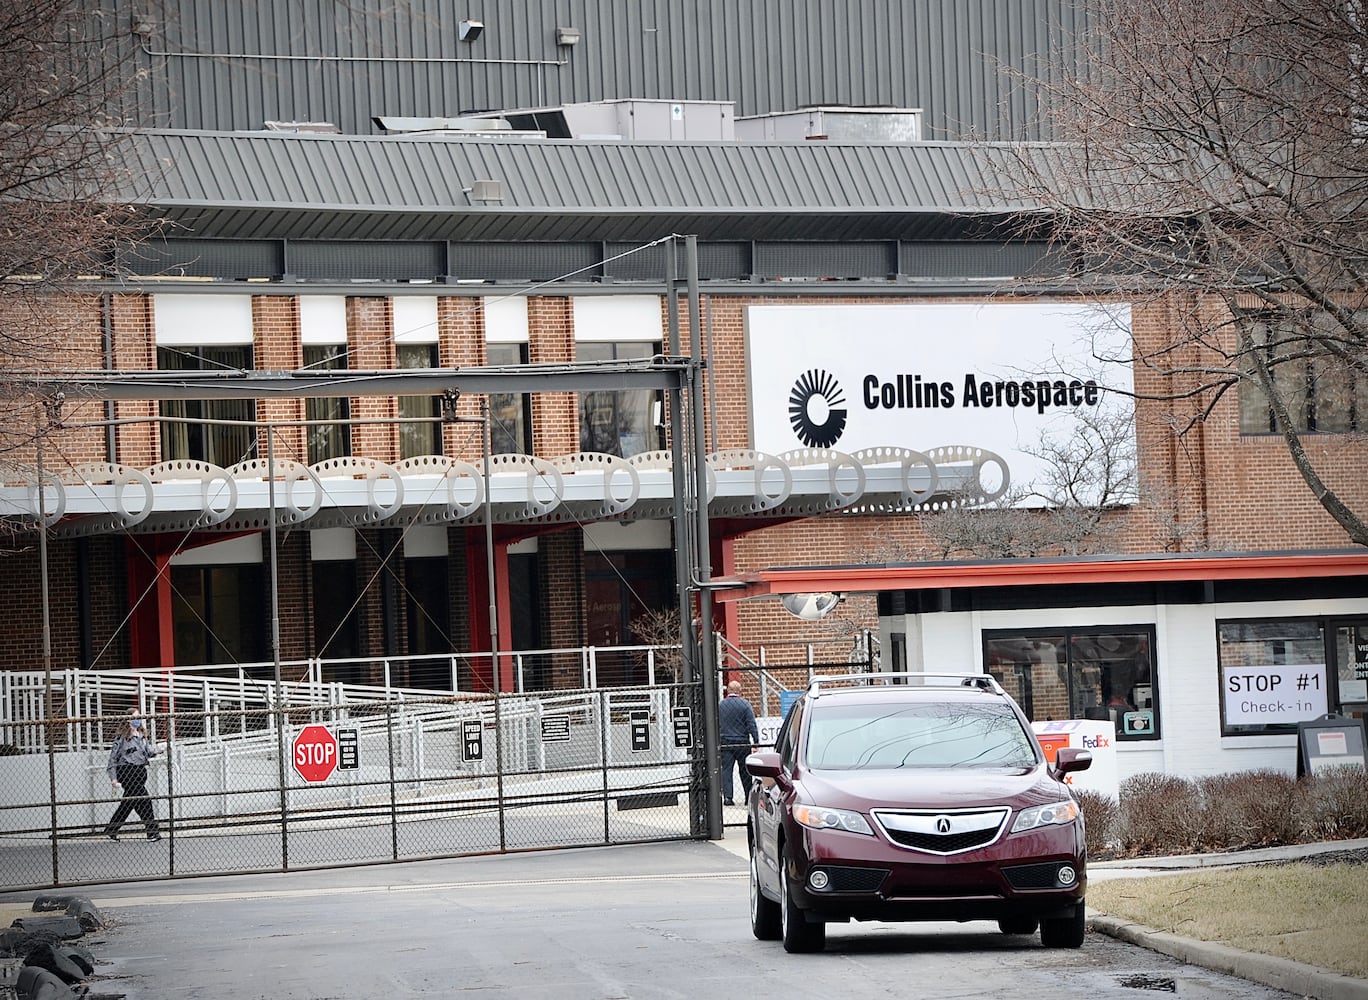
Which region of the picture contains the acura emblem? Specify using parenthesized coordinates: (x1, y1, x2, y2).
(935, 816, 952, 834)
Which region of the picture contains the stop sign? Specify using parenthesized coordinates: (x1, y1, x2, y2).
(292, 724, 339, 783)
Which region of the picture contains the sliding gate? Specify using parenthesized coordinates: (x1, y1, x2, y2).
(0, 682, 708, 890)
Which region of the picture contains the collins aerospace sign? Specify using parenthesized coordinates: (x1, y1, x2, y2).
(746, 302, 1134, 501)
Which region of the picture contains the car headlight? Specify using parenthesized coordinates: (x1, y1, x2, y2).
(792, 803, 874, 836)
(1011, 799, 1081, 834)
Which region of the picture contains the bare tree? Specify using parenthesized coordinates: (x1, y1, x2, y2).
(0, 1, 148, 464)
(0, 1, 155, 552)
(861, 402, 1207, 560)
(1005, 0, 1368, 544)
(628, 606, 686, 684)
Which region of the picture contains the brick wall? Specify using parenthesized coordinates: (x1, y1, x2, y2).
(254, 295, 307, 463)
(347, 297, 398, 460)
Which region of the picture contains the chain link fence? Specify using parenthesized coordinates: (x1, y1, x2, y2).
(0, 682, 707, 890)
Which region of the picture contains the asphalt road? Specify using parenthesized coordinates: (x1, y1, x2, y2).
(4, 837, 1305, 1000)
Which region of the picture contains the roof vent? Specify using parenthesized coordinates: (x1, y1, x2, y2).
(373, 116, 512, 134)
(263, 121, 341, 134)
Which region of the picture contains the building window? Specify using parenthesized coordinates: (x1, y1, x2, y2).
(304, 345, 351, 463)
(1217, 619, 1335, 736)
(397, 342, 441, 458)
(158, 346, 257, 465)
(985, 627, 1160, 741)
(170, 563, 266, 668)
(487, 341, 531, 454)
(577, 341, 661, 458)
(1239, 312, 1368, 433)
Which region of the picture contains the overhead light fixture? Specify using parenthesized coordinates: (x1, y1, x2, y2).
(466, 179, 504, 203)
(459, 19, 484, 42)
(780, 593, 843, 621)
(555, 26, 581, 47)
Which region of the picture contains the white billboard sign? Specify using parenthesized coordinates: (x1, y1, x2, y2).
(745, 302, 1135, 501)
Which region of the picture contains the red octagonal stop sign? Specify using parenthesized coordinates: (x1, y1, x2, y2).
(292, 724, 339, 783)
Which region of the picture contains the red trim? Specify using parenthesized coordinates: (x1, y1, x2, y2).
(717, 534, 740, 684)
(712, 551, 1368, 602)
(126, 537, 177, 669)
(494, 541, 514, 694)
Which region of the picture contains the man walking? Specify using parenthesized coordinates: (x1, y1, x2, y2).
(718, 680, 759, 806)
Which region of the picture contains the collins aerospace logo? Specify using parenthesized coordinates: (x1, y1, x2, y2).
(788, 369, 848, 448)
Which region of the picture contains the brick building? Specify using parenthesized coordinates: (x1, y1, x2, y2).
(1, 0, 1366, 781)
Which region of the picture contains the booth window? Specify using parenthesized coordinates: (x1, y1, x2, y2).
(1215, 618, 1359, 736)
(984, 627, 1160, 741)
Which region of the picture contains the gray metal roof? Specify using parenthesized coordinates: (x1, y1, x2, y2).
(113, 130, 1071, 243)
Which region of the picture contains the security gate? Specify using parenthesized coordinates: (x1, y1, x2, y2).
(0, 683, 708, 890)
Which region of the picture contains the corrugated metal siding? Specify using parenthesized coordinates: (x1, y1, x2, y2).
(108, 0, 1093, 140)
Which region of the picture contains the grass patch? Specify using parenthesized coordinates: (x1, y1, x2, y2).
(1089, 862, 1368, 979)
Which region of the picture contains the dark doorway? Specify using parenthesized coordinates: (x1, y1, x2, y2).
(584, 550, 674, 686)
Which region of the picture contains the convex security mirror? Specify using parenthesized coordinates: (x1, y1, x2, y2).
(780, 592, 843, 621)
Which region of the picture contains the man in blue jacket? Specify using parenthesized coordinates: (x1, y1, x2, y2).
(718, 680, 759, 806)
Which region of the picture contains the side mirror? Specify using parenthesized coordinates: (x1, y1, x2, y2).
(745, 750, 781, 779)
(1053, 747, 1093, 775)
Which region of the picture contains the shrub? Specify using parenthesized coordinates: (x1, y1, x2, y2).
(1305, 767, 1368, 840)
(1076, 788, 1118, 856)
(1114, 767, 1367, 856)
(1195, 770, 1306, 849)
(1117, 772, 1204, 854)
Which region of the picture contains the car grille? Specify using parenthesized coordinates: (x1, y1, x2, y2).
(885, 828, 1000, 853)
(1002, 862, 1072, 890)
(813, 866, 889, 893)
(872, 807, 1010, 856)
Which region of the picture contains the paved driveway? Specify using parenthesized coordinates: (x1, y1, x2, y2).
(2, 833, 1303, 1000)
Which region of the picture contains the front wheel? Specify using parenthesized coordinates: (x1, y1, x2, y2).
(750, 840, 781, 940)
(1040, 904, 1086, 949)
(780, 854, 825, 953)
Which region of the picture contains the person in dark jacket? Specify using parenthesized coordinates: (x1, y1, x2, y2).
(104, 711, 162, 842)
(718, 680, 759, 806)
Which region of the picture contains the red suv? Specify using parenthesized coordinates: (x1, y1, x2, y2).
(745, 673, 1093, 953)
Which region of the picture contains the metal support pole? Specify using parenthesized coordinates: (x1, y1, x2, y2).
(36, 416, 59, 880)
(483, 399, 498, 691)
(666, 238, 695, 683)
(667, 238, 706, 837)
(268, 427, 289, 868)
(687, 235, 723, 840)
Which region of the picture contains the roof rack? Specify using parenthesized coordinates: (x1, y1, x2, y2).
(806, 672, 1005, 697)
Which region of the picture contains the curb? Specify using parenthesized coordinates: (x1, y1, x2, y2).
(1089, 913, 1368, 1000)
(1089, 837, 1368, 873)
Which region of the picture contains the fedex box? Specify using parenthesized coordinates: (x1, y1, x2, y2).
(1032, 719, 1119, 800)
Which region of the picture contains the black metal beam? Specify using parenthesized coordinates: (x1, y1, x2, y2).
(10, 362, 691, 400)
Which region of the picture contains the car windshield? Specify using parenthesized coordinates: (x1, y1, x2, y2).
(804, 700, 1038, 769)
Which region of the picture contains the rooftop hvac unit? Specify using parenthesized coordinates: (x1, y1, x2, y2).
(735, 106, 924, 143)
